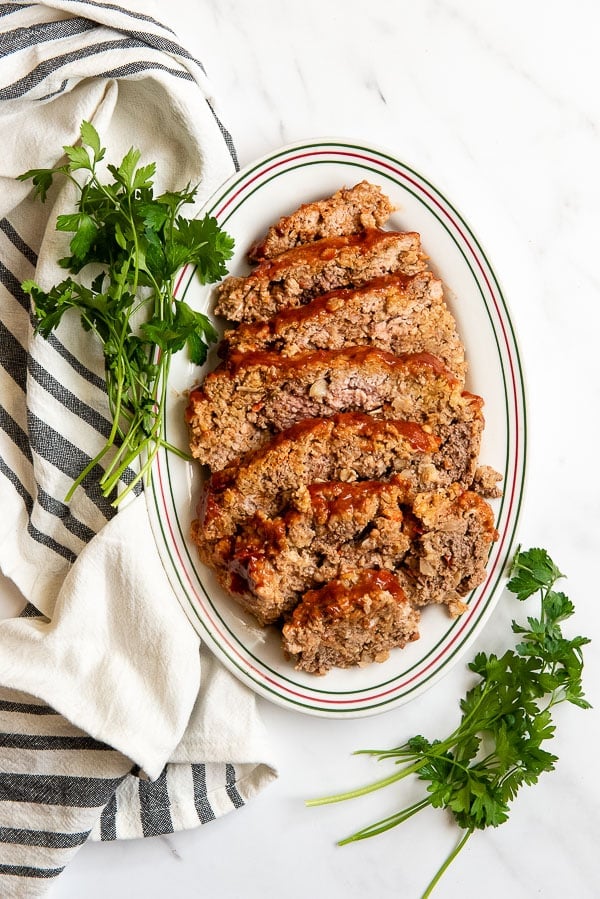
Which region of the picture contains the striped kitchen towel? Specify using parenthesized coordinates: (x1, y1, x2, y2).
(0, 2, 277, 896)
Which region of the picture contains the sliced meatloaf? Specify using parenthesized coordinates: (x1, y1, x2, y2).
(220, 271, 466, 381)
(197, 413, 442, 542)
(214, 229, 427, 323)
(281, 569, 420, 675)
(185, 346, 484, 475)
(248, 181, 395, 261)
(195, 477, 497, 626)
(401, 487, 498, 616)
(198, 476, 416, 624)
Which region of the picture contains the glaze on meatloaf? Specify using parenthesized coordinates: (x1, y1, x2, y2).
(248, 181, 395, 261)
(185, 346, 484, 474)
(214, 229, 427, 323)
(220, 272, 466, 381)
(195, 477, 498, 626)
(281, 569, 420, 675)
(197, 413, 443, 543)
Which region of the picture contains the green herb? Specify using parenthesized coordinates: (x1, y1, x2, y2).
(306, 547, 590, 897)
(19, 120, 234, 506)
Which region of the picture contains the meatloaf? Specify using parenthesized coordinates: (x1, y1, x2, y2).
(214, 229, 427, 323)
(185, 346, 484, 473)
(403, 487, 498, 616)
(248, 181, 395, 261)
(197, 413, 443, 543)
(198, 476, 416, 624)
(220, 271, 466, 381)
(195, 477, 498, 626)
(281, 569, 420, 675)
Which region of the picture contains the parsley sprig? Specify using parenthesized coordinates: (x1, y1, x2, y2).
(18, 121, 234, 506)
(306, 547, 590, 896)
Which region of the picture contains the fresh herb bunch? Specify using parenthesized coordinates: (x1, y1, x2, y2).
(307, 547, 590, 897)
(19, 120, 234, 506)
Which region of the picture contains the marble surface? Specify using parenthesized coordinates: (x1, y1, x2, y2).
(2, 0, 599, 896)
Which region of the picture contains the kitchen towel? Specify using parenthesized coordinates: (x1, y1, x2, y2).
(0, 1, 277, 895)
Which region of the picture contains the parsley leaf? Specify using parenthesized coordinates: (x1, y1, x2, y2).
(19, 120, 234, 505)
(306, 546, 590, 897)
(506, 546, 564, 599)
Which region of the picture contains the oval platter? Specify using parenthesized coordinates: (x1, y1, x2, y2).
(146, 139, 527, 717)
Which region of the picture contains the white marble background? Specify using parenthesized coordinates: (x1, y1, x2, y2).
(2, 1, 599, 896)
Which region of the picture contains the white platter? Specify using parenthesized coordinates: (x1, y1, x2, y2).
(146, 139, 527, 717)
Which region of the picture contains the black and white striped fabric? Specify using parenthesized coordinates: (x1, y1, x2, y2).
(0, 2, 276, 895)
(0, 682, 254, 892)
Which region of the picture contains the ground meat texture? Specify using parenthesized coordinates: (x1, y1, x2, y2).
(281, 569, 420, 675)
(248, 181, 395, 262)
(401, 487, 499, 617)
(472, 464, 503, 498)
(220, 271, 467, 382)
(196, 413, 443, 543)
(214, 229, 427, 323)
(197, 477, 417, 625)
(195, 477, 497, 626)
(185, 346, 484, 474)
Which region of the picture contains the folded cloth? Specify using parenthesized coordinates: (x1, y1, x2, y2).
(0, 1, 277, 895)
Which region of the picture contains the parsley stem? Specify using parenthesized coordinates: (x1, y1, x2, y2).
(421, 829, 473, 899)
(100, 348, 172, 504)
(64, 440, 113, 503)
(305, 757, 429, 806)
(337, 797, 431, 845)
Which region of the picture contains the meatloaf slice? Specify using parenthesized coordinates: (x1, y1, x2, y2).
(197, 413, 442, 542)
(220, 271, 466, 381)
(195, 477, 497, 626)
(197, 477, 416, 625)
(185, 346, 484, 475)
(281, 569, 420, 675)
(214, 229, 427, 323)
(248, 181, 395, 261)
(401, 488, 498, 617)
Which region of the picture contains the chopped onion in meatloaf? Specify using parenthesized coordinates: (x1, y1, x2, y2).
(186, 181, 502, 674)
